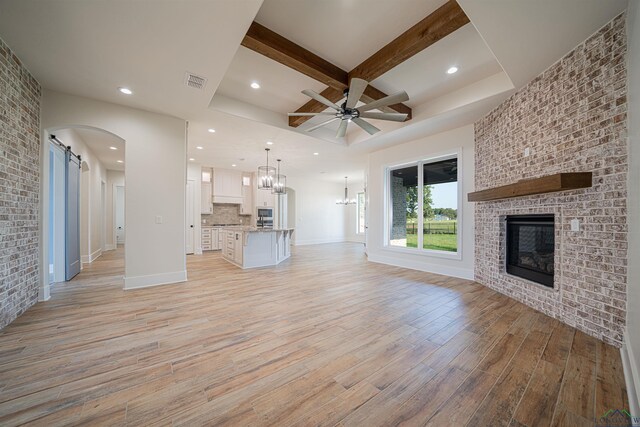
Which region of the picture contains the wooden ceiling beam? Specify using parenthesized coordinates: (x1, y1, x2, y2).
(348, 0, 470, 83)
(242, 22, 413, 127)
(241, 22, 348, 90)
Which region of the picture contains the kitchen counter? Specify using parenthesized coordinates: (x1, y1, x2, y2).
(220, 227, 294, 268)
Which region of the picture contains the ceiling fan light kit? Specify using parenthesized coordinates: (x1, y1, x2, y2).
(288, 78, 409, 138)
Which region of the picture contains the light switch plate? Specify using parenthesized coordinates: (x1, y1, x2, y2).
(524, 147, 530, 157)
(155, 215, 163, 224)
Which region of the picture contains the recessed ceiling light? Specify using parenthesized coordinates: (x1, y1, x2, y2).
(232, 164, 237, 167)
(208, 128, 216, 133)
(196, 146, 203, 150)
(189, 158, 195, 161)
(447, 66, 459, 74)
(109, 146, 117, 150)
(117, 160, 124, 163)
(118, 87, 133, 95)
(266, 141, 273, 145)
(313, 152, 319, 156)
(251, 82, 261, 89)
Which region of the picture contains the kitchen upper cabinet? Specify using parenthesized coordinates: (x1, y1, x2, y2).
(256, 187, 274, 208)
(201, 182, 212, 214)
(240, 173, 253, 215)
(213, 169, 242, 204)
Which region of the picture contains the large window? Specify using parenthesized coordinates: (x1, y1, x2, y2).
(357, 192, 365, 234)
(387, 155, 459, 254)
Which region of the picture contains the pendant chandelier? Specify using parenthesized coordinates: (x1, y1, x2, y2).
(336, 176, 356, 205)
(258, 148, 276, 189)
(272, 159, 287, 195)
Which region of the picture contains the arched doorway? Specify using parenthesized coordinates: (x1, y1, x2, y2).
(41, 125, 126, 299)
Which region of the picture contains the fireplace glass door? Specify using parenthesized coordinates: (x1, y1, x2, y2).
(506, 215, 555, 288)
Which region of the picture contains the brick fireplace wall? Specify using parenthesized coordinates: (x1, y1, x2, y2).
(474, 13, 628, 346)
(0, 38, 41, 329)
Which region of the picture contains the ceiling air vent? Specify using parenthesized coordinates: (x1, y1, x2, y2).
(184, 72, 207, 90)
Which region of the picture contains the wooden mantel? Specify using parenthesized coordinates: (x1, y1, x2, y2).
(467, 172, 592, 202)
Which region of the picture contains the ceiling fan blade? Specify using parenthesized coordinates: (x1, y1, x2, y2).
(358, 91, 409, 113)
(346, 78, 368, 109)
(302, 89, 341, 111)
(336, 120, 348, 138)
(287, 112, 336, 117)
(306, 117, 340, 132)
(352, 118, 380, 135)
(359, 112, 408, 122)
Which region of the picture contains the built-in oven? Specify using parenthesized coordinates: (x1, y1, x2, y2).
(257, 208, 273, 228)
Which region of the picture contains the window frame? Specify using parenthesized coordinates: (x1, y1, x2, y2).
(384, 150, 462, 260)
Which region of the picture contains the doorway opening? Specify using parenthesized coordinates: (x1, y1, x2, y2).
(42, 126, 126, 299)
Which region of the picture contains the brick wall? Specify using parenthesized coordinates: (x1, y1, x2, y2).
(0, 38, 41, 329)
(474, 13, 628, 346)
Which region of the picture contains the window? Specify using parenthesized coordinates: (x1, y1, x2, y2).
(387, 155, 459, 254)
(357, 192, 365, 234)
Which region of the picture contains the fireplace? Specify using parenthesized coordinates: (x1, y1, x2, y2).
(505, 214, 555, 288)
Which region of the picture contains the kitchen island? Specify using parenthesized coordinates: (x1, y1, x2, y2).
(220, 227, 294, 268)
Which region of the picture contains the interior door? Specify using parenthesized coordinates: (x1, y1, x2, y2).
(115, 185, 125, 245)
(186, 180, 195, 254)
(65, 150, 81, 280)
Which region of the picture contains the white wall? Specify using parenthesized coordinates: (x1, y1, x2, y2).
(367, 124, 475, 279)
(106, 170, 125, 249)
(54, 128, 108, 264)
(625, 0, 640, 414)
(40, 90, 187, 294)
(345, 180, 366, 244)
(287, 175, 347, 245)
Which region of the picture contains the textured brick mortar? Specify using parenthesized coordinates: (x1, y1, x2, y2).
(474, 14, 628, 346)
(0, 37, 41, 329)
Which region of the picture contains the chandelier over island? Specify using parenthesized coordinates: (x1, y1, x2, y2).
(257, 148, 276, 190)
(272, 159, 286, 195)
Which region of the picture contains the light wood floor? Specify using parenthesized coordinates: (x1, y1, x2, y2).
(0, 243, 629, 426)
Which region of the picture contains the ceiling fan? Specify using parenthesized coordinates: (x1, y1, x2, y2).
(288, 78, 409, 138)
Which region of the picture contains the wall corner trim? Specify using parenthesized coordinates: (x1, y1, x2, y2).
(622, 328, 640, 417)
(124, 271, 187, 290)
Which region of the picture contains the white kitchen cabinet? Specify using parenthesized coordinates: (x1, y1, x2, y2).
(201, 182, 212, 214)
(213, 169, 242, 204)
(240, 173, 253, 215)
(201, 227, 220, 251)
(256, 187, 274, 208)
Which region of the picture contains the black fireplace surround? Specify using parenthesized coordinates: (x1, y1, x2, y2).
(505, 214, 555, 288)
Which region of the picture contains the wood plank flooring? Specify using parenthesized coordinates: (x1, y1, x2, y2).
(0, 243, 630, 426)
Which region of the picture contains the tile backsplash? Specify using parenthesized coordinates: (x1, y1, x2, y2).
(202, 204, 250, 225)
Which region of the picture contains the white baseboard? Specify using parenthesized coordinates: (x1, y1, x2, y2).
(622, 328, 640, 417)
(124, 270, 187, 290)
(367, 252, 474, 280)
(104, 244, 116, 251)
(81, 248, 103, 264)
(295, 238, 345, 246)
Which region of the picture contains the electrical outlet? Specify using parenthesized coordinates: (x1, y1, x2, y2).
(155, 215, 163, 224)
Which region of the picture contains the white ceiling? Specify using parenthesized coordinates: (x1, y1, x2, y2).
(0, 0, 631, 183)
(0, 0, 262, 120)
(72, 128, 126, 172)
